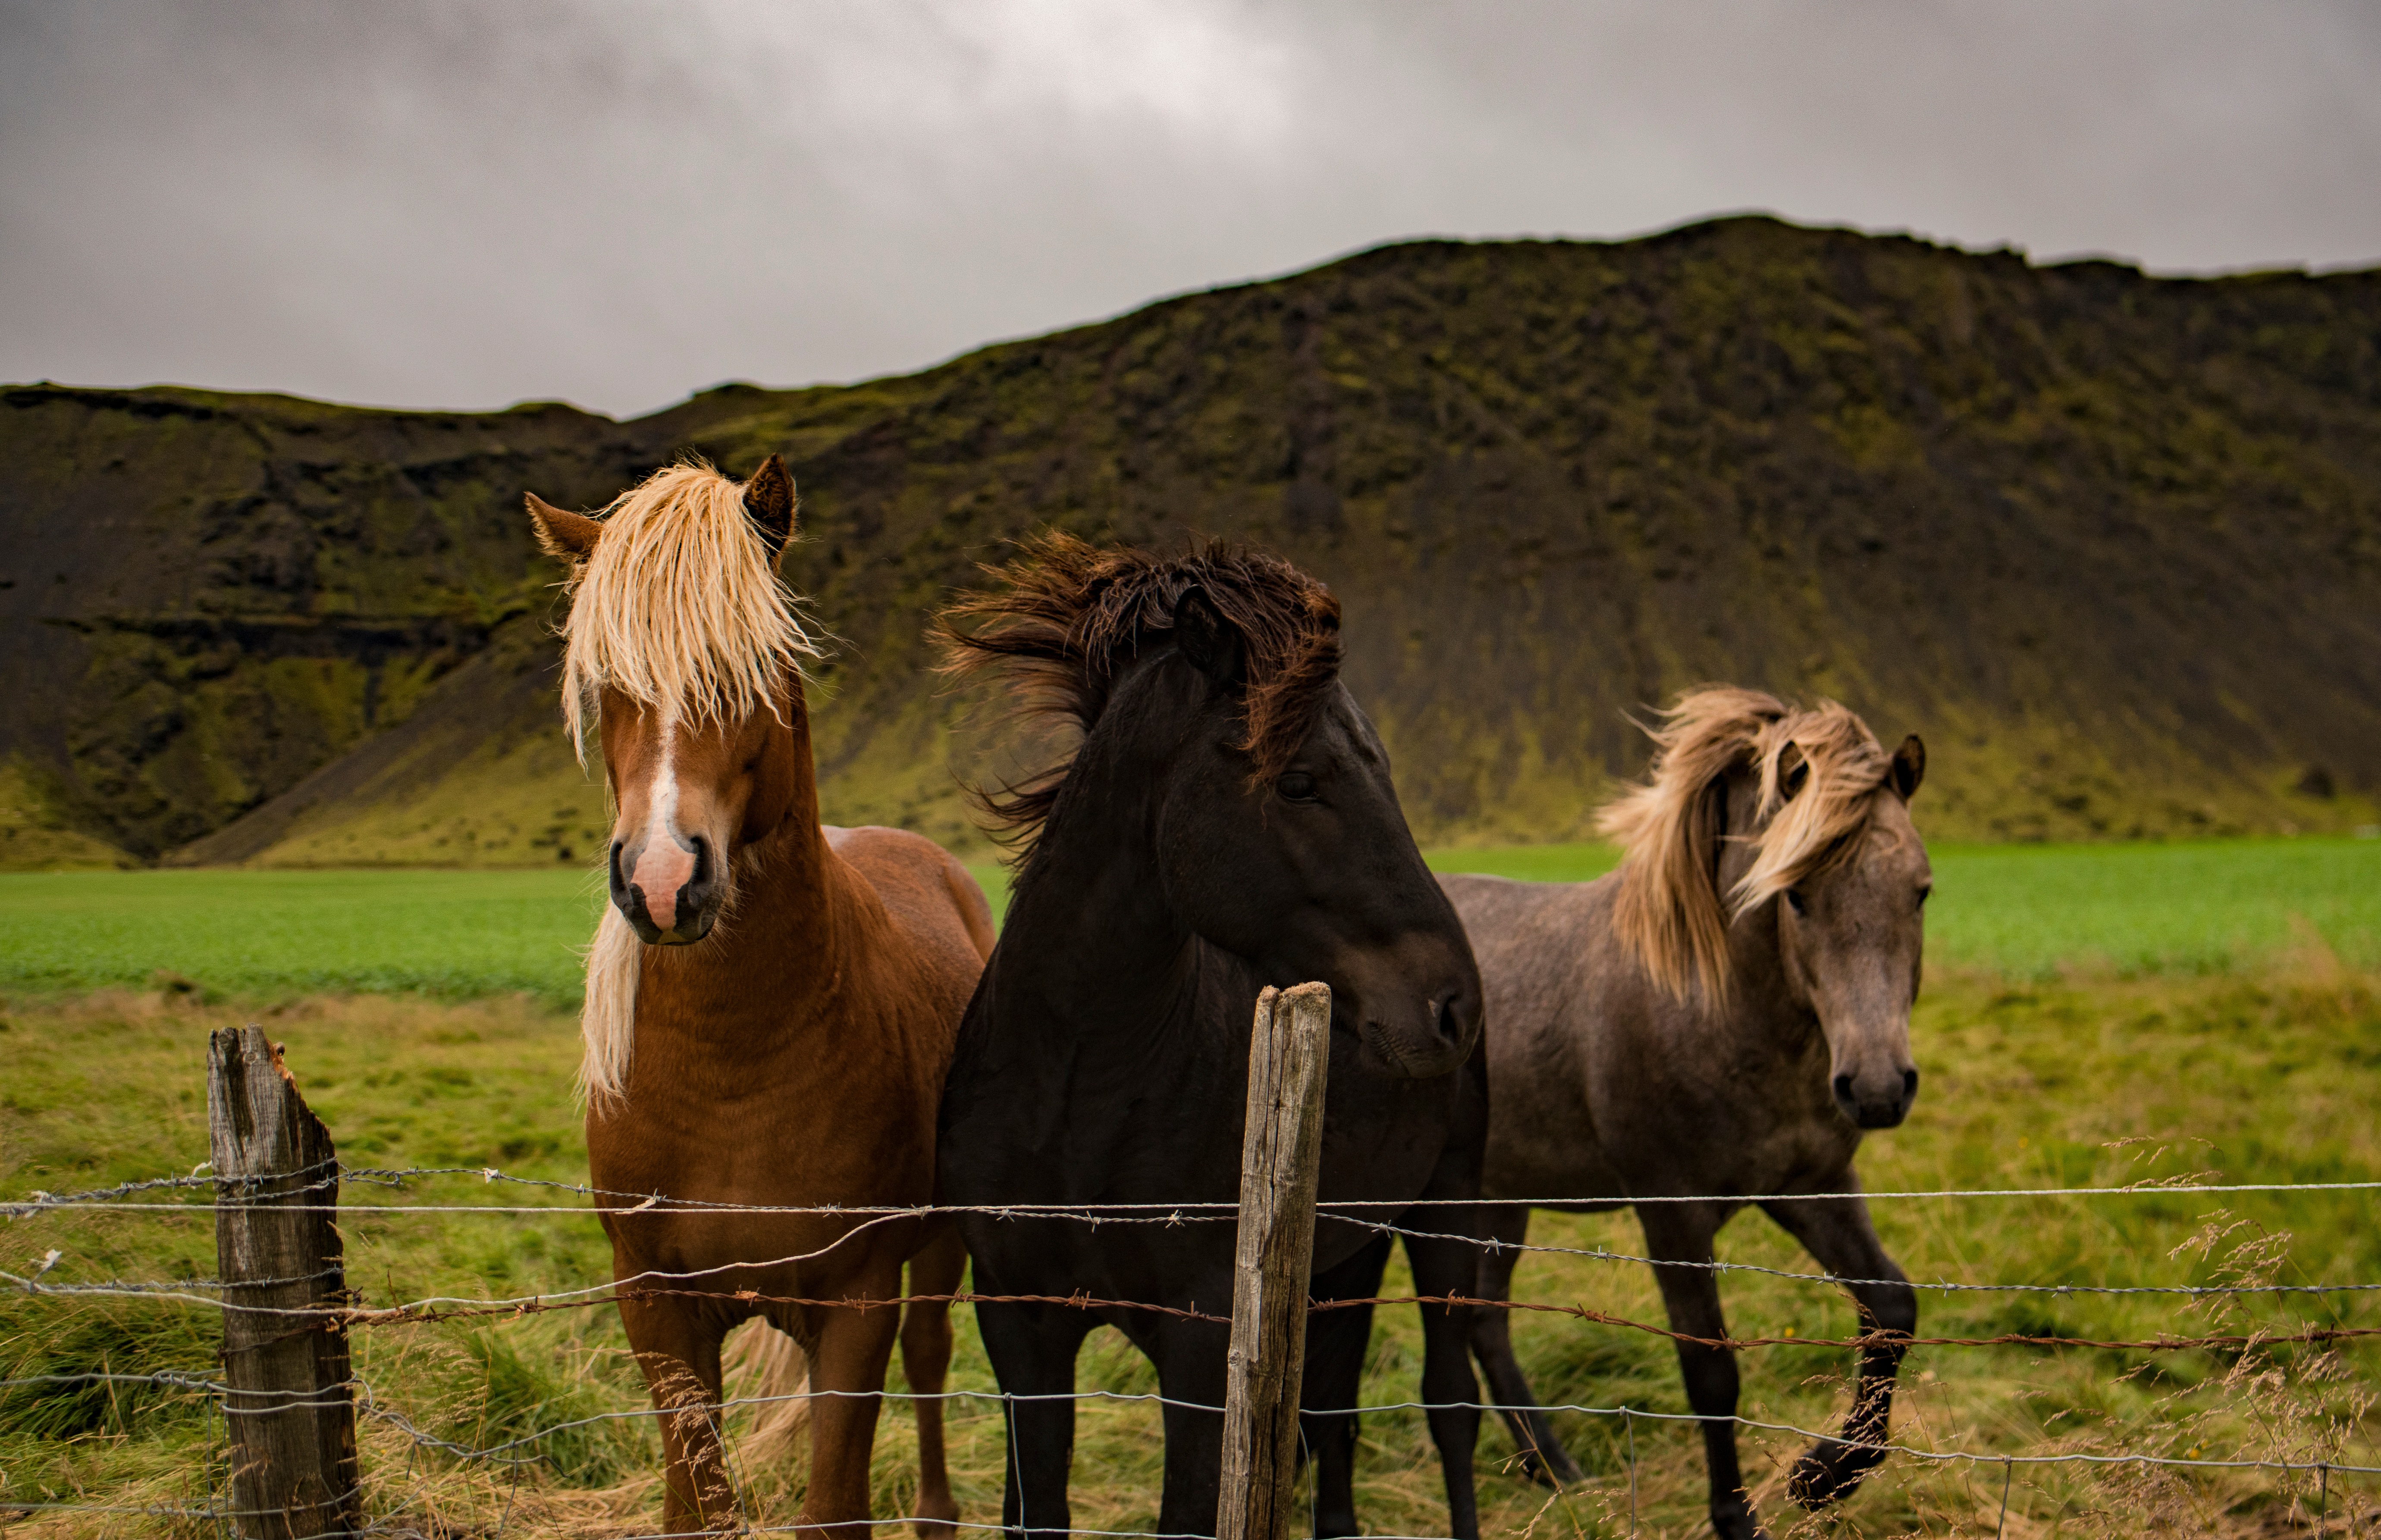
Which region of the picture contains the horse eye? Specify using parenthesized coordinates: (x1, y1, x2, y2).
(1275, 772, 1319, 803)
(1785, 889, 1807, 916)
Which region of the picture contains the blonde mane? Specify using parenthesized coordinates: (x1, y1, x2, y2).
(556, 459, 819, 1110)
(1597, 687, 1894, 1005)
(558, 459, 818, 759)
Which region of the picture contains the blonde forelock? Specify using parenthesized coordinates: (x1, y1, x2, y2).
(1598, 687, 1894, 1006)
(557, 459, 819, 758)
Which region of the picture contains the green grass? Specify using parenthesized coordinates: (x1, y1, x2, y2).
(4, 972, 2378, 1536)
(0, 869, 613, 1004)
(1423, 835, 2381, 975)
(2, 836, 2377, 1528)
(7, 837, 2375, 1006)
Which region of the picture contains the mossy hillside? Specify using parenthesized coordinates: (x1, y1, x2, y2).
(0, 756, 133, 871)
(0, 386, 648, 857)
(7, 218, 2378, 863)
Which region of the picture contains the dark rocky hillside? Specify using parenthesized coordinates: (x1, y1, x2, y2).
(4, 216, 2377, 865)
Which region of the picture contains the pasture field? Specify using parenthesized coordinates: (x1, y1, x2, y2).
(3, 836, 2379, 1536)
(2, 835, 2377, 1003)
(5, 970, 2378, 1536)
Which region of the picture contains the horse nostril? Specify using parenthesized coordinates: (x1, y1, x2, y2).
(687, 834, 711, 891)
(1433, 991, 1467, 1044)
(1832, 1073, 1855, 1106)
(1902, 1068, 1920, 1101)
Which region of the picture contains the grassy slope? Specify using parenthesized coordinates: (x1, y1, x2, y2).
(6, 838, 2377, 1003)
(0, 388, 648, 860)
(9, 220, 2381, 868)
(0, 758, 133, 872)
(4, 971, 2376, 1534)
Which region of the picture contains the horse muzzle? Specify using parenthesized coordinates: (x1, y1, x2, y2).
(1346, 983, 1478, 1080)
(1831, 1065, 1920, 1129)
(611, 833, 722, 945)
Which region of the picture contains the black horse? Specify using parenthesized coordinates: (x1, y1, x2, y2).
(936, 535, 1490, 1540)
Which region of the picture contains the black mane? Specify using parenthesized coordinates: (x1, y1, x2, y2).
(937, 532, 1342, 848)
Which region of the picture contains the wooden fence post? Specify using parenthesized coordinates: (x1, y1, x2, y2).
(210, 1026, 361, 1540)
(1217, 982, 1333, 1540)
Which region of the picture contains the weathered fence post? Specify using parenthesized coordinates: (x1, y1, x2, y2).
(1217, 982, 1333, 1540)
(210, 1026, 361, 1540)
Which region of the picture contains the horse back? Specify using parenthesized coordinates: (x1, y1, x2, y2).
(1441, 871, 1637, 1202)
(826, 825, 997, 976)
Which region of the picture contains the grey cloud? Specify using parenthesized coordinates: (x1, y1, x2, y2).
(3, 0, 2375, 417)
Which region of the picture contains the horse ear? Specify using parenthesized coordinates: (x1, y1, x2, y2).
(525, 492, 602, 561)
(1778, 744, 1810, 802)
(1889, 734, 1926, 801)
(1173, 585, 1245, 687)
(742, 453, 796, 554)
(1694, 770, 1730, 894)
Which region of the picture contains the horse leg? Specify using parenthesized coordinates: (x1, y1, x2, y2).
(901, 1230, 967, 1539)
(618, 1292, 740, 1533)
(1466, 1204, 1584, 1487)
(975, 1298, 1094, 1539)
(803, 1290, 903, 1537)
(1402, 1228, 1484, 1539)
(1758, 1193, 1916, 1509)
(1638, 1204, 1764, 1540)
(1149, 1315, 1233, 1539)
(1302, 1234, 1392, 1539)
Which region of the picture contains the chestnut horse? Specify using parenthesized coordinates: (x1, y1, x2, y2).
(526, 457, 994, 1536)
(1447, 688, 1929, 1540)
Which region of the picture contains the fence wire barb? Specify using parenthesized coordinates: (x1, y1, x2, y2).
(1352, 1214, 2381, 1298)
(15, 1160, 2381, 1217)
(16, 1150, 2381, 1533)
(16, 1266, 2376, 1356)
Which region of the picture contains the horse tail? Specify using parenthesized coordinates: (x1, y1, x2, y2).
(722, 1318, 810, 1462)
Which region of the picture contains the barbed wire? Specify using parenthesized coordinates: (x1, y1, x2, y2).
(1352, 1214, 2381, 1298)
(13, 1160, 2380, 1534)
(13, 1263, 2376, 1356)
(19, 1227, 2381, 1321)
(17, 1368, 2380, 1477)
(12, 1159, 2381, 1218)
(20, 1235, 2381, 1305)
(9, 1371, 2371, 1540)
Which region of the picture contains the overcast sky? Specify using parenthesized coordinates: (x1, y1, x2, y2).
(5, 1, 2377, 418)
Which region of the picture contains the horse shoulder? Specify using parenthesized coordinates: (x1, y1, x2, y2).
(822, 825, 992, 1035)
(1442, 872, 1608, 1040)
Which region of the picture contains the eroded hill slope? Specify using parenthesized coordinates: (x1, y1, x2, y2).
(4, 216, 2377, 866)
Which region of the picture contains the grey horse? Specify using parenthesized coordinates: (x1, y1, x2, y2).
(1444, 687, 1929, 1540)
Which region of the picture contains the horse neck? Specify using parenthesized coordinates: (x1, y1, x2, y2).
(638, 680, 862, 1051)
(992, 731, 1210, 1051)
(1709, 834, 1821, 1058)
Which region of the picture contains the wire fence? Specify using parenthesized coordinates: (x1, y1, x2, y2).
(8, 1154, 2379, 1538)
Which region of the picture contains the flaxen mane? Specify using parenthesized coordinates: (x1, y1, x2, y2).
(1598, 687, 1894, 1004)
(938, 531, 1343, 850)
(553, 458, 819, 1108)
(555, 459, 818, 757)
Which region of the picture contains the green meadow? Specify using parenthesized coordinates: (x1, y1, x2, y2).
(4, 836, 2380, 1536)
(2, 836, 2376, 1003)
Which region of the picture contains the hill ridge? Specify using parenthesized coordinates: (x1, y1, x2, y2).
(4, 215, 2377, 866)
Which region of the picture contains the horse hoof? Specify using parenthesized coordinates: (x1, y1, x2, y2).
(1517, 1446, 1587, 1489)
(1788, 1440, 1885, 1509)
(910, 1496, 960, 1540)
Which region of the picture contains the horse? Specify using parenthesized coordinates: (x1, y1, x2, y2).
(934, 534, 1491, 1540)
(524, 456, 995, 1537)
(1446, 687, 1929, 1540)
